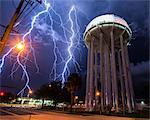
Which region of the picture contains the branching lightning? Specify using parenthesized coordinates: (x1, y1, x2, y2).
(0, 0, 84, 96)
(61, 6, 79, 84)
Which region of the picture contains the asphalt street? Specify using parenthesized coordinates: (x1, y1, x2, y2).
(0, 107, 148, 120)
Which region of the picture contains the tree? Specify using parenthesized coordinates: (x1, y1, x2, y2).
(34, 84, 50, 108)
(66, 73, 81, 112)
(48, 81, 63, 106)
(34, 80, 69, 109)
(62, 85, 71, 104)
(0, 92, 15, 103)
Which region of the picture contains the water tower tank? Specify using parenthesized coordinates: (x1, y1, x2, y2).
(84, 14, 132, 49)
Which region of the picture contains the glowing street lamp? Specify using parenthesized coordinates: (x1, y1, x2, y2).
(29, 90, 33, 94)
(0, 92, 4, 96)
(96, 91, 100, 96)
(27, 90, 33, 98)
(75, 96, 78, 100)
(74, 96, 78, 104)
(141, 101, 145, 105)
(16, 42, 24, 50)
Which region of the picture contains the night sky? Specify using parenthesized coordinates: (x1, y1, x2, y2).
(0, 0, 149, 99)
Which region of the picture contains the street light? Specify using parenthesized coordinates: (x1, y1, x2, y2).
(27, 90, 33, 98)
(95, 91, 100, 112)
(96, 91, 100, 96)
(74, 96, 78, 105)
(0, 92, 4, 96)
(75, 96, 78, 99)
(29, 90, 33, 94)
(141, 101, 145, 105)
(16, 42, 24, 50)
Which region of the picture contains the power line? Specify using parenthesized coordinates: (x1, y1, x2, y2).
(18, 0, 42, 21)
(14, 1, 41, 31)
(19, 3, 39, 23)
(15, 0, 31, 22)
(0, 24, 19, 33)
(15, 3, 40, 32)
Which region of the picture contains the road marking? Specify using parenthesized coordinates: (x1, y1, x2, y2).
(0, 108, 30, 120)
(0, 108, 17, 116)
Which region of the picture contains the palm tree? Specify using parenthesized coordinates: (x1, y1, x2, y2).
(66, 73, 81, 113)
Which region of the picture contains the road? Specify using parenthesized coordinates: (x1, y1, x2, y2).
(0, 107, 148, 120)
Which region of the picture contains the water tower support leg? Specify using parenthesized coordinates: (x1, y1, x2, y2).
(118, 50, 125, 113)
(120, 35, 132, 113)
(99, 33, 104, 112)
(89, 39, 94, 111)
(94, 50, 98, 111)
(124, 45, 135, 112)
(110, 31, 119, 112)
(85, 43, 91, 111)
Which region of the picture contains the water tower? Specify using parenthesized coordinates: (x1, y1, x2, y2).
(84, 14, 135, 113)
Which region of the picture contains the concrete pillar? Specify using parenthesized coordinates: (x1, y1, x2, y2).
(117, 50, 125, 113)
(110, 31, 119, 112)
(124, 44, 135, 111)
(104, 45, 111, 106)
(99, 33, 104, 112)
(110, 53, 115, 108)
(104, 45, 108, 106)
(85, 42, 91, 111)
(94, 50, 98, 110)
(89, 38, 94, 111)
(107, 49, 112, 106)
(120, 35, 132, 113)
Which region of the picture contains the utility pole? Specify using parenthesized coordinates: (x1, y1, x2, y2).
(0, 24, 19, 33)
(0, 0, 24, 54)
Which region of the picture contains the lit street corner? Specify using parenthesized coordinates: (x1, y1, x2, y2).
(0, 106, 148, 120)
(0, 111, 148, 120)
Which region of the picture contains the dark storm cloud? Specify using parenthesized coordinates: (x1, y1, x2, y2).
(76, 0, 149, 63)
(131, 61, 149, 76)
(81, 0, 148, 37)
(131, 61, 149, 99)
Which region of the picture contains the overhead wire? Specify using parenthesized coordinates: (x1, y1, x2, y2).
(14, 0, 41, 32)
(15, 2, 40, 32)
(15, 0, 31, 23)
(0, 24, 19, 33)
(19, 2, 39, 23)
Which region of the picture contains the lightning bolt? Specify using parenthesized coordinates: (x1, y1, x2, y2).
(45, 3, 82, 83)
(48, 4, 82, 84)
(0, 0, 84, 96)
(17, 0, 50, 96)
(61, 6, 77, 83)
(0, 0, 50, 96)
